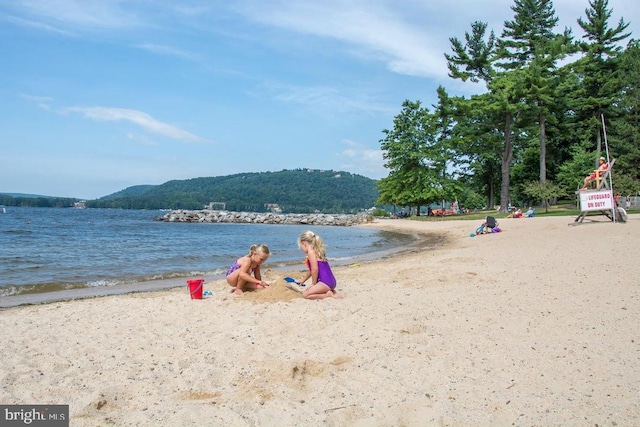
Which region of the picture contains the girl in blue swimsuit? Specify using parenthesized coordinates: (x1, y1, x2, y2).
(226, 243, 270, 295)
(296, 230, 342, 299)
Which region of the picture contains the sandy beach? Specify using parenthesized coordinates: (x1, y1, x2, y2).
(1, 213, 639, 426)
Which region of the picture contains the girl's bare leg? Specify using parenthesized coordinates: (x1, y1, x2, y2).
(227, 273, 249, 295)
(229, 280, 261, 295)
(303, 283, 343, 299)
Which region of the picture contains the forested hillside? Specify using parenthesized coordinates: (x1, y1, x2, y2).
(100, 185, 156, 200)
(86, 169, 378, 213)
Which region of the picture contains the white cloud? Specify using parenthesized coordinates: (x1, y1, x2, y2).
(134, 44, 202, 62)
(0, 14, 76, 36)
(267, 82, 394, 116)
(235, 1, 447, 79)
(234, 0, 639, 82)
(21, 94, 55, 110)
(7, 0, 142, 30)
(63, 106, 209, 143)
(338, 139, 386, 179)
(7, 0, 638, 82)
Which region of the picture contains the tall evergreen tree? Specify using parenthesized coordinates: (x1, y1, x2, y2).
(497, 0, 574, 186)
(573, 0, 631, 159)
(446, 21, 496, 83)
(498, 0, 560, 68)
(608, 39, 640, 184)
(446, 20, 513, 210)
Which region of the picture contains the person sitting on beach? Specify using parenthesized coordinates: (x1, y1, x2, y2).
(524, 207, 535, 217)
(507, 208, 522, 218)
(294, 230, 342, 300)
(482, 215, 498, 233)
(226, 243, 270, 295)
(581, 157, 608, 190)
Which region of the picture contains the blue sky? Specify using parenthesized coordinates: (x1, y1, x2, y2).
(1, 0, 637, 199)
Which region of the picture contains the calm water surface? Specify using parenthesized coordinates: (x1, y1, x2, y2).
(0, 207, 414, 299)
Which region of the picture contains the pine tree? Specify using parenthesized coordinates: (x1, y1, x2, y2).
(497, 0, 574, 187)
(573, 0, 631, 159)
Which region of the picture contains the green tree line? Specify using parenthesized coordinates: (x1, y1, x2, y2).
(377, 0, 639, 213)
(86, 169, 378, 213)
(0, 195, 79, 208)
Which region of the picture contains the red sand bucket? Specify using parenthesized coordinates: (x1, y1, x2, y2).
(187, 279, 204, 299)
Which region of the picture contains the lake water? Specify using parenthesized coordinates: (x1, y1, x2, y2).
(0, 207, 414, 304)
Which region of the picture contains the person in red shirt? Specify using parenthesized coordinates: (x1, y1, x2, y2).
(581, 157, 608, 190)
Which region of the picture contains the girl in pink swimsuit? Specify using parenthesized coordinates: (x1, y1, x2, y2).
(226, 243, 270, 295)
(296, 230, 342, 300)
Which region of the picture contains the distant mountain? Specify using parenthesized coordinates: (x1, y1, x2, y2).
(91, 169, 379, 213)
(0, 192, 56, 199)
(99, 185, 157, 200)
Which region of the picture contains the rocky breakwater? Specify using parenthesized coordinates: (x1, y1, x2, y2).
(154, 210, 373, 226)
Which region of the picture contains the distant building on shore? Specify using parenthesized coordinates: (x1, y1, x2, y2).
(205, 202, 226, 210)
(265, 203, 282, 213)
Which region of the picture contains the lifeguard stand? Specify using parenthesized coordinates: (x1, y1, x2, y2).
(572, 115, 626, 225)
(573, 158, 619, 223)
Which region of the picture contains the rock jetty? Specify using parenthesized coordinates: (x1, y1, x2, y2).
(154, 210, 373, 226)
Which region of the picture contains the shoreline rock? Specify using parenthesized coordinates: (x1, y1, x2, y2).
(153, 210, 373, 226)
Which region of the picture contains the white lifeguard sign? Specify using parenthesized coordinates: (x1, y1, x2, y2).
(579, 190, 614, 211)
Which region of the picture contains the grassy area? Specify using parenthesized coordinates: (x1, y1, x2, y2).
(407, 205, 635, 222)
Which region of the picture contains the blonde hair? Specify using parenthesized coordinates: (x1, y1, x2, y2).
(247, 243, 270, 258)
(298, 230, 327, 260)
